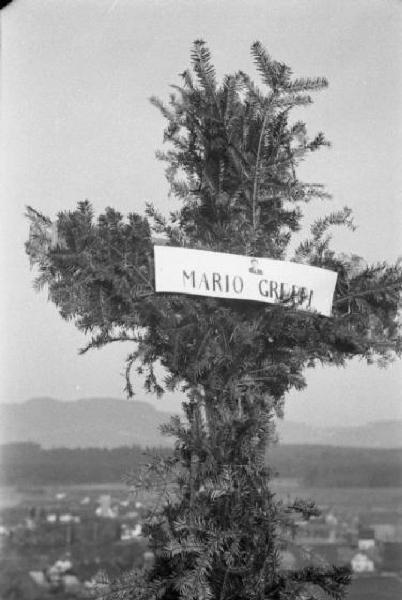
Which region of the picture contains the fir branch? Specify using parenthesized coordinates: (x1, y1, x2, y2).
(334, 282, 402, 305)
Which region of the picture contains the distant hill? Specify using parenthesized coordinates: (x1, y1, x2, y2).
(276, 419, 402, 449)
(0, 397, 401, 449)
(0, 397, 172, 448)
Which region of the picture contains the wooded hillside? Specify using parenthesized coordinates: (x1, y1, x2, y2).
(2, 443, 401, 488)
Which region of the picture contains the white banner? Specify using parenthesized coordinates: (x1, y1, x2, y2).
(154, 246, 337, 317)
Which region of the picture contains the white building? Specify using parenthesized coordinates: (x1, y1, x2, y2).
(324, 511, 338, 527)
(59, 513, 80, 524)
(358, 528, 375, 551)
(62, 574, 80, 590)
(358, 537, 375, 551)
(46, 514, 57, 523)
(96, 495, 118, 518)
(29, 571, 49, 587)
(121, 523, 142, 540)
(351, 552, 375, 573)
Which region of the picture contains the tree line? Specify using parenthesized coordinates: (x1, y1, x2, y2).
(1, 442, 401, 488)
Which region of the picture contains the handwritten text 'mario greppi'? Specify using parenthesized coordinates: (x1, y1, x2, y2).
(182, 270, 314, 308)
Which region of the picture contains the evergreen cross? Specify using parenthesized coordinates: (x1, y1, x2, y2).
(26, 41, 402, 600)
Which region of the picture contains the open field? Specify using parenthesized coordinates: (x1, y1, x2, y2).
(2, 480, 401, 512)
(349, 574, 402, 599)
(271, 480, 402, 513)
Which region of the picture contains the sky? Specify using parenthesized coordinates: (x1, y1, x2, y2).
(1, 0, 401, 428)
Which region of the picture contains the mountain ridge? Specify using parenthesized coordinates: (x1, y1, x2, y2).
(0, 397, 401, 449)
